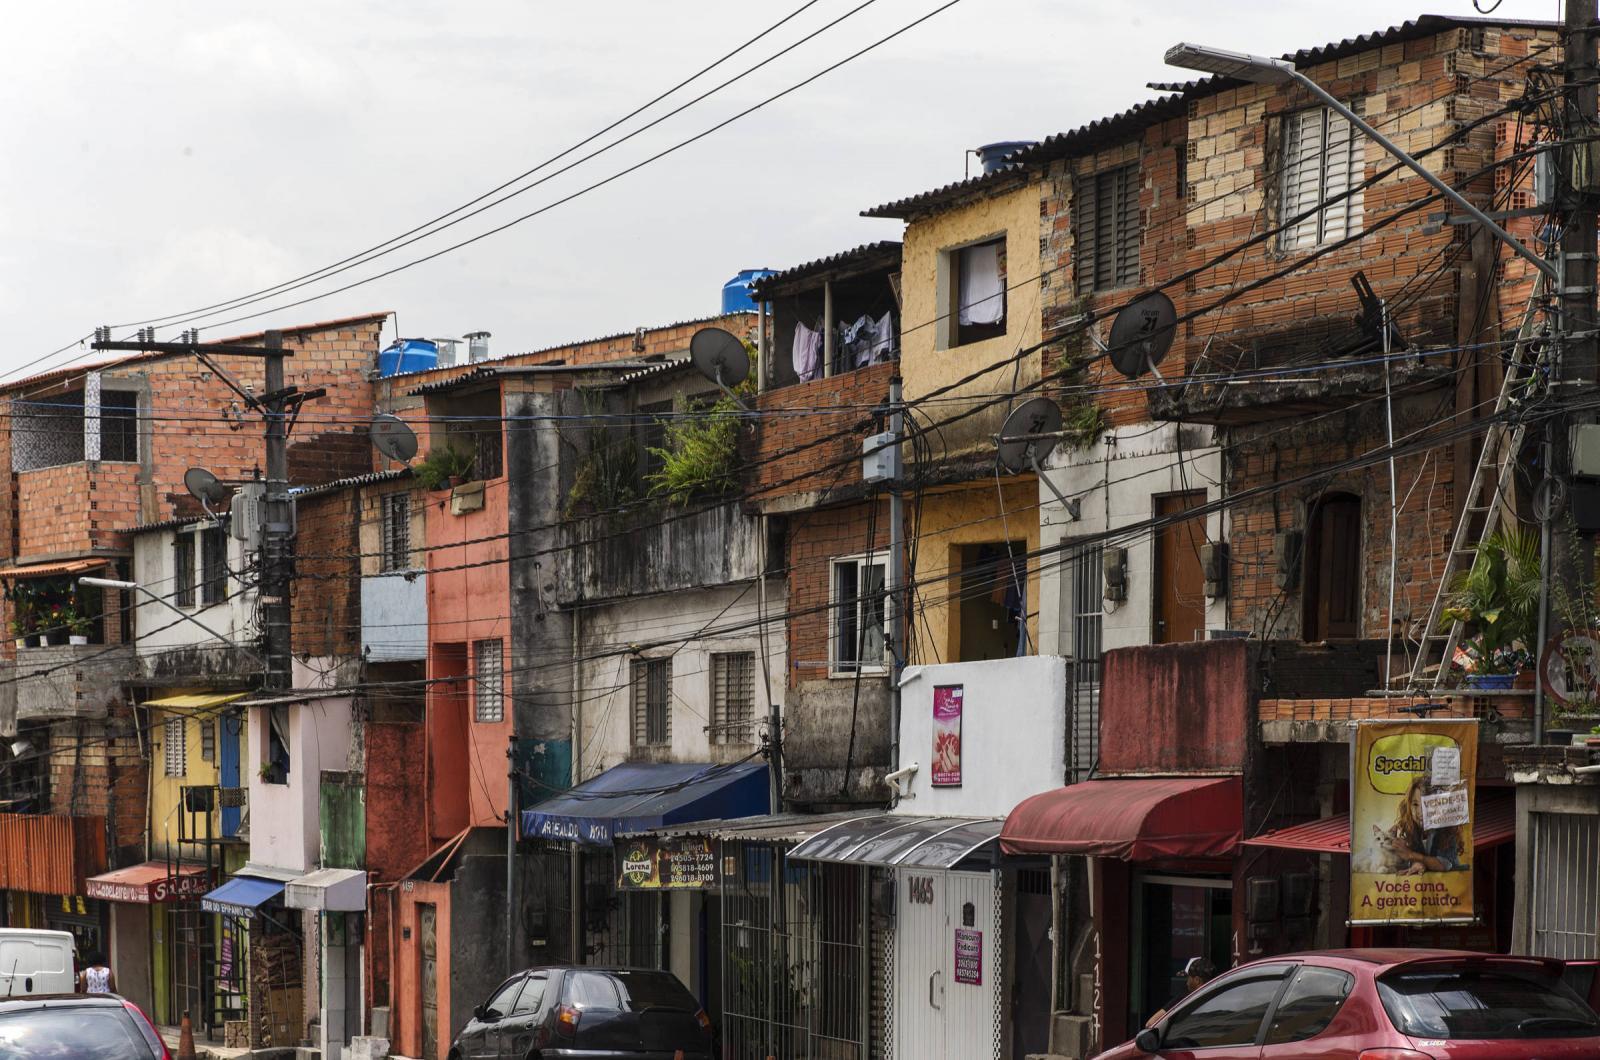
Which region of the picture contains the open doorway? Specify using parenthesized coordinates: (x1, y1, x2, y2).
(954, 542, 1028, 661)
(1130, 874, 1232, 1031)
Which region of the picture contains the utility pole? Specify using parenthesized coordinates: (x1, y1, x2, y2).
(1543, 0, 1600, 738)
(260, 330, 293, 691)
(886, 376, 905, 771)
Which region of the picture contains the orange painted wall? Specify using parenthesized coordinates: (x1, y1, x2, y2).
(393, 879, 452, 1060)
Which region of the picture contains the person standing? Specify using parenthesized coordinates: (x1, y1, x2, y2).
(77, 950, 115, 995)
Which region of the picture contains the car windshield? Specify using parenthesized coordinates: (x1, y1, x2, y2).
(611, 971, 699, 1012)
(1378, 964, 1600, 1040)
(0, 1005, 157, 1058)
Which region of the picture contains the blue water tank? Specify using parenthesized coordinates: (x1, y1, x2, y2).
(975, 140, 1039, 174)
(378, 338, 440, 377)
(721, 268, 777, 314)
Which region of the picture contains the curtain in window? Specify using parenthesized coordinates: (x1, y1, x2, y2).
(958, 242, 1005, 325)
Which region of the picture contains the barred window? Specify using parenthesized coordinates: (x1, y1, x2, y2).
(201, 526, 227, 606)
(199, 719, 215, 762)
(173, 535, 196, 608)
(382, 493, 412, 572)
(632, 658, 671, 746)
(1075, 163, 1140, 293)
(1280, 106, 1365, 249)
(474, 639, 504, 723)
(710, 651, 756, 745)
(164, 716, 187, 777)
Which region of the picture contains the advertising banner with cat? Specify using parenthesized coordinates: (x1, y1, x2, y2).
(1349, 718, 1478, 925)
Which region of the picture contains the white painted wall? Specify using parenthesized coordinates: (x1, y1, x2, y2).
(362, 573, 428, 662)
(130, 523, 256, 657)
(1036, 422, 1228, 659)
(575, 579, 786, 780)
(247, 692, 353, 874)
(894, 655, 1067, 818)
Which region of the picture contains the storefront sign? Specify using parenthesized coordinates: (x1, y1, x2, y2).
(932, 684, 963, 787)
(86, 872, 209, 905)
(954, 927, 982, 985)
(1350, 718, 1477, 925)
(616, 836, 719, 891)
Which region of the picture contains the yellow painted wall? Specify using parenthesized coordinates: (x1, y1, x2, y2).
(148, 703, 228, 857)
(896, 181, 1043, 455)
(911, 479, 1040, 666)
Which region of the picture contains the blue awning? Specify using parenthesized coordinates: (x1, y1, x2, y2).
(201, 874, 285, 919)
(520, 761, 770, 846)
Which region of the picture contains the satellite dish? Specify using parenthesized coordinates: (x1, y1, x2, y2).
(997, 398, 1082, 520)
(997, 398, 1063, 474)
(184, 467, 232, 510)
(1107, 290, 1178, 379)
(689, 327, 750, 388)
(371, 413, 419, 463)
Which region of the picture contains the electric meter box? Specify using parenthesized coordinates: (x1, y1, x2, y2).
(1572, 423, 1600, 478)
(863, 431, 900, 483)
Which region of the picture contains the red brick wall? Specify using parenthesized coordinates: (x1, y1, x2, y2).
(291, 488, 361, 660)
(754, 364, 897, 500)
(43, 705, 147, 864)
(782, 499, 895, 686)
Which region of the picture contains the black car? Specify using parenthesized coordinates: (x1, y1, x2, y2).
(0, 993, 171, 1059)
(451, 966, 713, 1059)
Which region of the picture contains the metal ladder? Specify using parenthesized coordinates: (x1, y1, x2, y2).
(1407, 281, 1548, 690)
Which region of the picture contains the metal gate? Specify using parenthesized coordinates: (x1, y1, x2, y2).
(892, 868, 1001, 1060)
(419, 903, 437, 1060)
(720, 840, 869, 1059)
(1531, 811, 1600, 958)
(583, 849, 666, 968)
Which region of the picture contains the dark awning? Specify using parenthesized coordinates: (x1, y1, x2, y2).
(788, 815, 1001, 869)
(520, 761, 769, 846)
(1001, 777, 1243, 860)
(1242, 793, 1516, 854)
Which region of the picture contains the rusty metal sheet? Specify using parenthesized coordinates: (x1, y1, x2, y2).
(0, 813, 107, 895)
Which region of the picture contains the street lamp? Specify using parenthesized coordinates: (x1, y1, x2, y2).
(78, 575, 260, 657)
(1164, 42, 1557, 281)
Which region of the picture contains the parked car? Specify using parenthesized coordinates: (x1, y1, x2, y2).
(1097, 949, 1600, 1059)
(450, 965, 713, 1059)
(0, 929, 76, 997)
(0, 993, 171, 1058)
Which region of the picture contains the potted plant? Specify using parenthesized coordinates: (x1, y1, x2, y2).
(1440, 526, 1540, 689)
(64, 607, 91, 646)
(412, 444, 475, 491)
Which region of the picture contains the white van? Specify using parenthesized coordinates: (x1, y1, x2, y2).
(0, 929, 76, 996)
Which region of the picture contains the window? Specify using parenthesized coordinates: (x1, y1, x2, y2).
(1532, 812, 1600, 958)
(567, 971, 622, 1009)
(1076, 163, 1140, 292)
(831, 556, 887, 675)
(201, 526, 227, 606)
(173, 535, 196, 608)
(1377, 965, 1600, 1040)
(163, 716, 187, 777)
(199, 719, 215, 763)
(474, 639, 504, 723)
(100, 390, 139, 462)
(955, 542, 1027, 661)
(1302, 493, 1360, 641)
(1161, 972, 1287, 1049)
(264, 704, 291, 784)
(950, 237, 1006, 346)
(1280, 106, 1365, 249)
(381, 493, 411, 572)
(482, 977, 524, 1020)
(1067, 543, 1103, 783)
(511, 973, 547, 1015)
(710, 651, 756, 745)
(1265, 966, 1354, 1044)
(632, 658, 671, 746)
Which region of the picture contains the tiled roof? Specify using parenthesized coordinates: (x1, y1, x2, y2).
(616, 358, 693, 385)
(405, 361, 666, 396)
(293, 467, 413, 498)
(749, 242, 903, 298)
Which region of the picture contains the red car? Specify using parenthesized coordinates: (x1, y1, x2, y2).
(1097, 949, 1600, 1059)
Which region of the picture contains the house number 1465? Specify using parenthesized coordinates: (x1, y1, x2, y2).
(908, 876, 935, 904)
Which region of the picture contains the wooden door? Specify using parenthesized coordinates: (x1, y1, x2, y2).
(1153, 492, 1207, 644)
(1304, 495, 1361, 641)
(419, 904, 438, 1060)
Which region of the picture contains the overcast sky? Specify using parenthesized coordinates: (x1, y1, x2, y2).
(0, 0, 1563, 378)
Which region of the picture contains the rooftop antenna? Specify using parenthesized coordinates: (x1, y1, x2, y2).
(997, 397, 1081, 520)
(688, 327, 751, 407)
(370, 413, 419, 463)
(183, 466, 232, 519)
(1105, 290, 1178, 381)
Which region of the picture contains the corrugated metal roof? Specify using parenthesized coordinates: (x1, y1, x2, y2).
(405, 361, 665, 396)
(749, 242, 902, 298)
(1, 312, 392, 398)
(0, 558, 109, 579)
(0, 812, 106, 895)
(861, 95, 1188, 220)
(293, 466, 412, 498)
(1241, 794, 1516, 853)
(1148, 14, 1558, 96)
(141, 691, 248, 710)
(616, 358, 692, 385)
(627, 811, 876, 842)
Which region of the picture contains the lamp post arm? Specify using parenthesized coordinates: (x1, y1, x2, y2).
(80, 576, 261, 659)
(1283, 66, 1558, 281)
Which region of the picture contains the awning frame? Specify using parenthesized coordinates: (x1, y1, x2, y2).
(787, 814, 1003, 870)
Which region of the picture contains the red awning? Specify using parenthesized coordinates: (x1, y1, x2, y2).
(85, 862, 211, 904)
(1001, 776, 1243, 860)
(1241, 795, 1516, 854)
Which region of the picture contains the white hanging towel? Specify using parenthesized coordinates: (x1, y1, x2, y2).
(792, 320, 822, 382)
(958, 242, 1004, 326)
(868, 311, 895, 362)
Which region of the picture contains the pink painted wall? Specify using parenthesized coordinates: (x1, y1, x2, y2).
(393, 879, 452, 1060)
